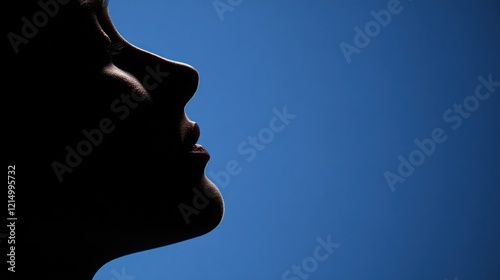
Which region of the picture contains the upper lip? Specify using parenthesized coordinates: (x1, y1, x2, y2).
(183, 122, 201, 151)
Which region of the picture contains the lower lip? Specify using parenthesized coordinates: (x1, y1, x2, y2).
(187, 144, 210, 159)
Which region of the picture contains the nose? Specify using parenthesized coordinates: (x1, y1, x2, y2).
(111, 47, 200, 112)
(95, 7, 199, 112)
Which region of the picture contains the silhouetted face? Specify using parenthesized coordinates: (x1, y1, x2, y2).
(7, 0, 223, 258)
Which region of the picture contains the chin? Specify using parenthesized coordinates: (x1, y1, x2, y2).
(121, 177, 223, 253)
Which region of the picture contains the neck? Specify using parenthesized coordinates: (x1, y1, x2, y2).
(18, 221, 109, 280)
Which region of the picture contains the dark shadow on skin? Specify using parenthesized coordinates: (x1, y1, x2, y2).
(5, 1, 224, 279)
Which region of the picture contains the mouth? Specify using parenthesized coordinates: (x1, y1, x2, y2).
(183, 123, 210, 163)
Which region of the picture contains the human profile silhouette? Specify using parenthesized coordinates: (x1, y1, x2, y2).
(5, 1, 224, 279)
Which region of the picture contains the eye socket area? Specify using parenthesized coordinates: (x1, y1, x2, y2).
(74, 0, 125, 57)
(78, 0, 109, 10)
(92, 2, 129, 56)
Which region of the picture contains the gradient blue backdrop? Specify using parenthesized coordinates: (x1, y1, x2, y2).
(93, 1, 500, 279)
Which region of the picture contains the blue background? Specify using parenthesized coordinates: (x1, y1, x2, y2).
(94, 1, 500, 279)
